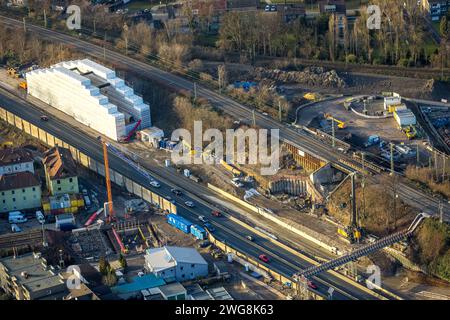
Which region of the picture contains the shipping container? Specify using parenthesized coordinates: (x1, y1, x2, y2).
(167, 213, 192, 234)
(190, 224, 207, 240)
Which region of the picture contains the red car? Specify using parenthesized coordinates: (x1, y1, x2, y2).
(258, 254, 269, 263)
(307, 281, 318, 290)
(211, 210, 222, 217)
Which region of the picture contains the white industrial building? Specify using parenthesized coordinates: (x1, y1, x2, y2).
(144, 246, 208, 282)
(384, 94, 402, 110)
(394, 109, 417, 127)
(26, 59, 151, 141)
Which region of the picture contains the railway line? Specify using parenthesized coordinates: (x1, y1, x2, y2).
(0, 229, 43, 250)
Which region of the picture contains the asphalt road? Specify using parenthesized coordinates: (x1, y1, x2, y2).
(0, 87, 388, 300)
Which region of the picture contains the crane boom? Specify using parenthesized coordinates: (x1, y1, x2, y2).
(102, 140, 114, 222)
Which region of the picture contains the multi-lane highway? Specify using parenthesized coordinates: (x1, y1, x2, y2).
(0, 87, 390, 300)
(0, 15, 446, 221)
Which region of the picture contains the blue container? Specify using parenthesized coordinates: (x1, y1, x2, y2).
(167, 214, 192, 234)
(159, 140, 167, 149)
(190, 224, 207, 240)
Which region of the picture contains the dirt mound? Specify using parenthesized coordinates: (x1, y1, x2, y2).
(253, 66, 347, 88)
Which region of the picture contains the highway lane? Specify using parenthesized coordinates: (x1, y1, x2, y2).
(0, 88, 385, 300)
(0, 16, 447, 218)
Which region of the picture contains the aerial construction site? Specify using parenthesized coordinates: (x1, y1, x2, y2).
(0, 0, 448, 309)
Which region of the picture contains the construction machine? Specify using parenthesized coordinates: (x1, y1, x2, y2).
(337, 173, 362, 243)
(324, 113, 347, 129)
(403, 126, 417, 140)
(98, 136, 115, 224)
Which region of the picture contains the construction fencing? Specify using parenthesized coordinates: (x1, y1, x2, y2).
(0, 106, 177, 215)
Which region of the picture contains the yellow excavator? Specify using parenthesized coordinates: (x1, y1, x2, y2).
(403, 126, 416, 140)
(324, 113, 347, 129)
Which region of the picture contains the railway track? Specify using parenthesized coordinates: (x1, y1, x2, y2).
(0, 229, 43, 249)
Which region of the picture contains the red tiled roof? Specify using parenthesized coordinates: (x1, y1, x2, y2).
(42, 146, 77, 180)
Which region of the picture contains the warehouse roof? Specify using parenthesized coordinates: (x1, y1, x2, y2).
(0, 147, 33, 166)
(146, 246, 207, 272)
(0, 171, 40, 191)
(111, 274, 165, 294)
(42, 146, 77, 180)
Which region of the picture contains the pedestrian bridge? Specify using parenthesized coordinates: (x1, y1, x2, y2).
(297, 212, 431, 280)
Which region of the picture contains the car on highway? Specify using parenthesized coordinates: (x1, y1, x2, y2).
(198, 215, 208, 223)
(149, 180, 160, 188)
(198, 240, 211, 248)
(171, 188, 183, 196)
(211, 210, 222, 217)
(185, 201, 195, 208)
(204, 223, 215, 232)
(258, 254, 269, 263)
(40, 115, 48, 121)
(307, 281, 318, 290)
(246, 235, 254, 241)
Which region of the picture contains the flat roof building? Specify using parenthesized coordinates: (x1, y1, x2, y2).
(145, 246, 208, 282)
(0, 252, 67, 300)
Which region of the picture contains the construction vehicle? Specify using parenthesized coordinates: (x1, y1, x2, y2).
(118, 119, 141, 143)
(402, 125, 417, 140)
(324, 113, 346, 129)
(337, 173, 362, 243)
(99, 137, 115, 224)
(303, 92, 317, 101)
(18, 81, 27, 90)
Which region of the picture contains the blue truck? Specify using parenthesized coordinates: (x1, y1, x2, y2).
(167, 214, 193, 234)
(190, 224, 207, 240)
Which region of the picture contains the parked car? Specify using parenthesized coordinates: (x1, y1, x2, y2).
(258, 254, 269, 263)
(198, 215, 208, 223)
(35, 211, 45, 224)
(198, 240, 211, 248)
(11, 224, 22, 233)
(185, 201, 195, 208)
(211, 210, 222, 217)
(171, 188, 183, 196)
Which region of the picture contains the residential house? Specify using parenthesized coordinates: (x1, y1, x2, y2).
(0, 171, 41, 213)
(277, 4, 306, 23)
(144, 246, 208, 282)
(42, 146, 79, 196)
(0, 147, 34, 175)
(319, 0, 347, 40)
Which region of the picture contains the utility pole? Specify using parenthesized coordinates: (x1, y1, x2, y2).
(123, 24, 129, 56)
(278, 101, 282, 122)
(439, 200, 443, 223)
(103, 32, 107, 62)
(252, 109, 256, 127)
(416, 144, 420, 168)
(43, 9, 47, 28)
(194, 82, 197, 103)
(434, 150, 438, 181)
(218, 72, 222, 92)
(361, 152, 366, 220)
(390, 143, 395, 175)
(331, 119, 336, 148)
(23, 17, 26, 32)
(442, 154, 446, 182)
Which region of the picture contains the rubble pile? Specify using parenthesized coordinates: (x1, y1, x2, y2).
(253, 66, 347, 88)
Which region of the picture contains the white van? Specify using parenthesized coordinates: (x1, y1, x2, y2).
(35, 211, 45, 224)
(11, 224, 22, 233)
(9, 215, 28, 224)
(9, 211, 23, 218)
